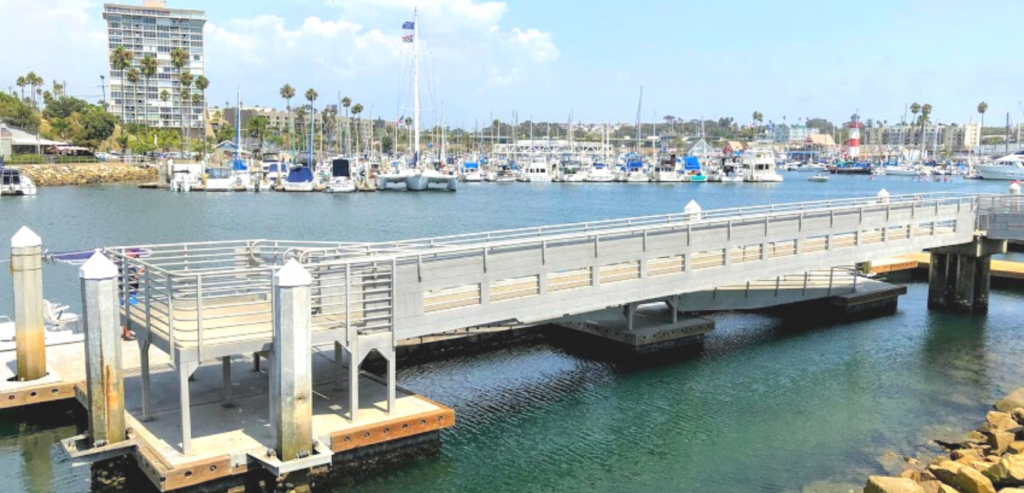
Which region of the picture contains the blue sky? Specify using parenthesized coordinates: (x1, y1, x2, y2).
(2, 0, 1023, 128)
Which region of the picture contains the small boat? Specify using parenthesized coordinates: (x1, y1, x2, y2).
(461, 160, 483, 182)
(0, 165, 37, 196)
(204, 166, 243, 191)
(283, 166, 316, 192)
(809, 173, 829, 182)
(585, 162, 616, 182)
(977, 150, 1024, 180)
(0, 300, 82, 351)
(324, 157, 356, 193)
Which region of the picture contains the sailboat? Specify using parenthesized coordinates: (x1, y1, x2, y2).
(378, 11, 456, 192)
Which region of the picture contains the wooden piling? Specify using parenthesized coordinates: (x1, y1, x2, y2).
(80, 251, 126, 447)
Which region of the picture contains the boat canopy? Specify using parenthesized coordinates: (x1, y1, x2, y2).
(287, 166, 314, 183)
(206, 167, 232, 179)
(331, 158, 351, 178)
(266, 163, 286, 174)
(231, 158, 248, 171)
(463, 162, 479, 170)
(683, 156, 701, 170)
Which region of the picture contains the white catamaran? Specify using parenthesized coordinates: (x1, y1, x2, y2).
(378, 11, 456, 192)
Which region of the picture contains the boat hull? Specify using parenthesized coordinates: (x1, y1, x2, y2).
(978, 164, 1024, 180)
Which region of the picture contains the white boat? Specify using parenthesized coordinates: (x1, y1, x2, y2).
(585, 162, 616, 182)
(409, 167, 457, 191)
(809, 173, 829, 182)
(0, 166, 37, 196)
(461, 160, 483, 182)
(283, 166, 316, 192)
(0, 300, 82, 351)
(742, 148, 784, 182)
(651, 155, 684, 182)
(979, 150, 1024, 180)
(204, 166, 246, 191)
(324, 157, 356, 193)
(167, 160, 203, 192)
(525, 155, 552, 182)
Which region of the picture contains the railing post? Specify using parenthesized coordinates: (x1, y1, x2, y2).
(80, 252, 126, 448)
(196, 275, 204, 362)
(10, 227, 46, 381)
(270, 259, 313, 462)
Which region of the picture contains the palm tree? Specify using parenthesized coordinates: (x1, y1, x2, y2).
(179, 71, 194, 155)
(140, 55, 158, 130)
(341, 96, 352, 154)
(159, 90, 170, 131)
(977, 101, 988, 151)
(280, 84, 295, 153)
(195, 75, 209, 158)
(15, 76, 26, 101)
(304, 89, 318, 159)
(126, 68, 140, 128)
(248, 115, 269, 157)
(24, 72, 44, 108)
(909, 102, 921, 150)
(351, 103, 364, 157)
(109, 47, 133, 123)
(169, 47, 189, 151)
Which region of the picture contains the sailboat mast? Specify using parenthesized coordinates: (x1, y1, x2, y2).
(413, 7, 420, 166)
(234, 86, 241, 163)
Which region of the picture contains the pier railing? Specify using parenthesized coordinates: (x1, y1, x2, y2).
(107, 240, 395, 361)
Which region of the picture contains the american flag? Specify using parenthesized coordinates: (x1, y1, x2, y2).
(402, 34, 413, 43)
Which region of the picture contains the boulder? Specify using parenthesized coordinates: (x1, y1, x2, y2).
(956, 449, 988, 462)
(1012, 408, 1024, 424)
(930, 461, 964, 484)
(997, 389, 1024, 413)
(1010, 442, 1024, 455)
(953, 466, 998, 493)
(864, 476, 924, 493)
(992, 432, 1017, 455)
(987, 412, 1022, 432)
(998, 488, 1024, 493)
(984, 455, 1024, 486)
(918, 483, 958, 493)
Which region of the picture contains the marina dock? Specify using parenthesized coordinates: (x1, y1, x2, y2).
(872, 252, 1024, 280)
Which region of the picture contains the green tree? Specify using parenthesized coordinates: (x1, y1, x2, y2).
(179, 71, 194, 155)
(125, 68, 141, 125)
(78, 107, 119, 148)
(977, 101, 988, 150)
(280, 84, 295, 151)
(248, 115, 269, 156)
(140, 55, 158, 129)
(0, 92, 41, 131)
(215, 123, 234, 144)
(25, 72, 44, 108)
(195, 75, 209, 157)
(109, 47, 133, 133)
(351, 103, 364, 155)
(15, 76, 27, 101)
(304, 89, 318, 155)
(43, 96, 90, 120)
(341, 96, 351, 154)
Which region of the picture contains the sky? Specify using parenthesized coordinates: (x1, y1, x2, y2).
(2, 0, 1023, 128)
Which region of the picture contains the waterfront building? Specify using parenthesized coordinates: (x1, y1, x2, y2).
(772, 124, 818, 143)
(103, 1, 206, 134)
(879, 123, 980, 153)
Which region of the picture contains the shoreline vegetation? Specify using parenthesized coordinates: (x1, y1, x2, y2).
(862, 388, 1024, 493)
(14, 162, 157, 186)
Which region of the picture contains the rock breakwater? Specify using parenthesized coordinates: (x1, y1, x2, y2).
(16, 163, 157, 186)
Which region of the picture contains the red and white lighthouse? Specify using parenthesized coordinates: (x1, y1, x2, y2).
(846, 113, 862, 159)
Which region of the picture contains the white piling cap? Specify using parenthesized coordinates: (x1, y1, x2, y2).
(275, 259, 312, 287)
(80, 251, 119, 280)
(11, 226, 41, 249)
(1010, 181, 1021, 194)
(684, 200, 702, 213)
(877, 188, 890, 199)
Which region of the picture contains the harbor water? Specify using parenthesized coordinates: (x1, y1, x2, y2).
(0, 175, 1022, 492)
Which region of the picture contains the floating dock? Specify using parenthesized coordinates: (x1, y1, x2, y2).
(873, 252, 1024, 280)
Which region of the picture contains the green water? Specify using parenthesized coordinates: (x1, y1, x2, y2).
(0, 176, 1021, 492)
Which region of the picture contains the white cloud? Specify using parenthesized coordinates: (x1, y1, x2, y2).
(0, 0, 107, 101)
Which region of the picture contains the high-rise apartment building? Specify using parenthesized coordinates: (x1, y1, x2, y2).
(103, 1, 205, 134)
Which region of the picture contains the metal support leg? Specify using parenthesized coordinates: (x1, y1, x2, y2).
(179, 362, 194, 455)
(222, 357, 233, 408)
(333, 342, 342, 391)
(349, 347, 360, 423)
(623, 303, 636, 332)
(253, 352, 260, 372)
(139, 339, 152, 421)
(386, 347, 396, 415)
